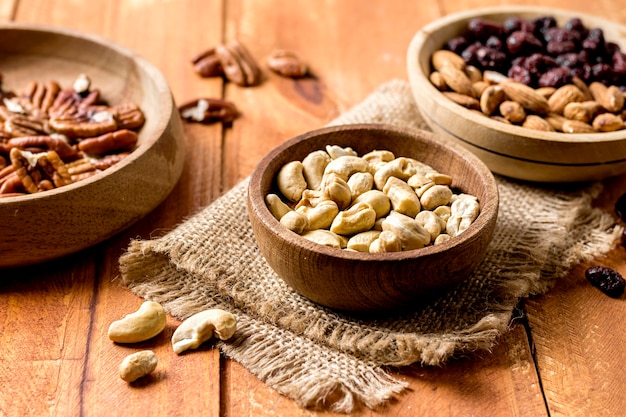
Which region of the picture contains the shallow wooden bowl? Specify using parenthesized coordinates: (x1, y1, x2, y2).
(407, 6, 626, 183)
(0, 24, 185, 268)
(247, 124, 499, 312)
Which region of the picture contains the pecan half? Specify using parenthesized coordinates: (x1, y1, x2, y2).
(49, 106, 118, 138)
(216, 41, 262, 87)
(4, 113, 50, 137)
(77, 129, 138, 155)
(21, 80, 61, 113)
(179, 98, 239, 124)
(114, 102, 145, 130)
(191, 48, 225, 78)
(267, 50, 308, 78)
(9, 148, 72, 193)
(4, 135, 78, 160)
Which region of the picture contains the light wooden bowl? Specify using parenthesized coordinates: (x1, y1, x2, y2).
(0, 24, 185, 268)
(247, 124, 499, 312)
(407, 6, 626, 183)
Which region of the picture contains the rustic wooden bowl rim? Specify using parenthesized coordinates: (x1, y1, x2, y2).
(248, 123, 499, 261)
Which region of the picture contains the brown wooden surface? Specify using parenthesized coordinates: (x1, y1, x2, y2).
(0, 0, 624, 416)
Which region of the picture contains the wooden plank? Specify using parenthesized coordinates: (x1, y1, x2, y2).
(0, 256, 96, 416)
(525, 174, 626, 417)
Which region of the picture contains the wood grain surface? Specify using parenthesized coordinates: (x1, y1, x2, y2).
(1, 0, 625, 416)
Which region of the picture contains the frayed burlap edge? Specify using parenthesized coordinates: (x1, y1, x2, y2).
(118, 79, 622, 412)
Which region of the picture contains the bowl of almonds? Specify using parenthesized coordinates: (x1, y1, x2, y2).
(407, 6, 626, 182)
(247, 124, 499, 312)
(0, 24, 185, 268)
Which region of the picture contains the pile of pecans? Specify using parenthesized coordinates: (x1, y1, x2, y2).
(0, 73, 145, 197)
(428, 15, 626, 133)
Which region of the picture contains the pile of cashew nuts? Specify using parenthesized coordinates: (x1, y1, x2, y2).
(267, 145, 480, 252)
(108, 301, 237, 383)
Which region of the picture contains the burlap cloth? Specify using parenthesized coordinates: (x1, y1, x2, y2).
(118, 79, 622, 413)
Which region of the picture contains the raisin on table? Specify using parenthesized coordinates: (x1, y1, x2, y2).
(585, 265, 625, 298)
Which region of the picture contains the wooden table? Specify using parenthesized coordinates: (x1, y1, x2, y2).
(1, 1, 625, 416)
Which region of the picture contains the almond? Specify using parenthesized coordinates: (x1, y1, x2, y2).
(499, 100, 526, 123)
(547, 84, 585, 114)
(544, 113, 569, 132)
(429, 71, 448, 91)
(479, 85, 505, 115)
(442, 91, 480, 110)
(501, 81, 550, 115)
(431, 50, 466, 71)
(522, 115, 555, 131)
(562, 120, 597, 134)
(589, 82, 625, 113)
(592, 113, 624, 132)
(439, 65, 475, 97)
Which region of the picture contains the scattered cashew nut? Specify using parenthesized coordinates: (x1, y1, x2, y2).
(119, 350, 158, 382)
(171, 308, 237, 355)
(108, 301, 167, 343)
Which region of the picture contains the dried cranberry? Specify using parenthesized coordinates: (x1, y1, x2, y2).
(508, 65, 533, 85)
(532, 16, 557, 37)
(585, 266, 625, 298)
(506, 30, 543, 55)
(591, 63, 614, 83)
(503, 16, 534, 34)
(445, 36, 470, 55)
(476, 46, 508, 70)
(468, 18, 504, 40)
(564, 17, 587, 35)
(615, 192, 626, 221)
(556, 53, 582, 68)
(485, 35, 504, 51)
(538, 67, 572, 88)
(461, 42, 483, 66)
(582, 28, 607, 57)
(547, 40, 577, 55)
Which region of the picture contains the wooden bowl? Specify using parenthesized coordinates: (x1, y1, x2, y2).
(247, 124, 499, 312)
(407, 6, 626, 183)
(0, 24, 185, 268)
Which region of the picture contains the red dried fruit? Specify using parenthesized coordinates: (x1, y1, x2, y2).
(585, 266, 625, 298)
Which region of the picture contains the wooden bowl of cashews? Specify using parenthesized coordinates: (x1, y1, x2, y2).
(247, 124, 499, 312)
(0, 24, 185, 268)
(407, 6, 626, 182)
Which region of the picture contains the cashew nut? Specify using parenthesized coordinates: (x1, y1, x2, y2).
(302, 229, 345, 248)
(420, 184, 453, 210)
(369, 230, 402, 253)
(277, 160, 307, 202)
(108, 301, 167, 343)
(321, 174, 352, 209)
(119, 350, 158, 382)
(266, 193, 292, 220)
(301, 150, 331, 190)
(347, 171, 374, 200)
(330, 202, 377, 235)
(322, 155, 370, 182)
(407, 174, 435, 197)
(446, 197, 480, 237)
(434, 233, 451, 245)
(373, 157, 417, 189)
(383, 176, 421, 218)
(381, 210, 430, 251)
(296, 199, 339, 230)
(362, 149, 395, 165)
(415, 210, 442, 242)
(326, 144, 357, 159)
(171, 309, 237, 355)
(346, 230, 381, 252)
(280, 210, 309, 234)
(351, 189, 391, 218)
